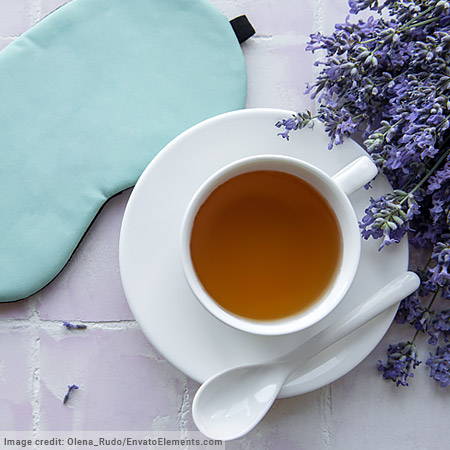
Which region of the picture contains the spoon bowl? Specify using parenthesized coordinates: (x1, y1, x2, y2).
(193, 363, 290, 440)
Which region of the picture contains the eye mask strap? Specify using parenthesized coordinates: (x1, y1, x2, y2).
(230, 15, 255, 44)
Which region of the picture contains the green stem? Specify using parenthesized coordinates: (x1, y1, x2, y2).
(400, 148, 450, 204)
(298, 114, 319, 128)
(402, 16, 440, 31)
(410, 289, 440, 344)
(360, 15, 440, 45)
(411, 329, 421, 343)
(382, 119, 403, 137)
(420, 256, 432, 274)
(426, 289, 439, 312)
(402, 5, 435, 28)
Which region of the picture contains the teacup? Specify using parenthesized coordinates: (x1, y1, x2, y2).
(180, 154, 378, 335)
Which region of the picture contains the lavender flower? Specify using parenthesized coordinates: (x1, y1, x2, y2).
(426, 345, 450, 387)
(276, 0, 450, 387)
(63, 384, 79, 404)
(275, 111, 314, 140)
(348, 0, 378, 14)
(359, 191, 419, 249)
(427, 310, 450, 345)
(428, 242, 450, 298)
(377, 341, 421, 386)
(63, 322, 87, 330)
(395, 293, 427, 331)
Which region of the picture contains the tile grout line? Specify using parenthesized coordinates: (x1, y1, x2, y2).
(176, 381, 191, 434)
(319, 384, 333, 449)
(311, 0, 325, 116)
(30, 0, 42, 25)
(313, 0, 335, 448)
(0, 316, 138, 328)
(30, 302, 41, 435)
(252, 34, 273, 40)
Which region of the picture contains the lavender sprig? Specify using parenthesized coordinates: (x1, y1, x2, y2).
(63, 385, 79, 405)
(377, 341, 421, 386)
(275, 111, 315, 140)
(359, 190, 419, 249)
(277, 0, 450, 387)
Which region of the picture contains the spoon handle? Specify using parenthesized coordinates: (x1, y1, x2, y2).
(280, 271, 420, 371)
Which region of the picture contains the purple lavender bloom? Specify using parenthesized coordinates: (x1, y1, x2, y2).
(377, 341, 421, 386)
(426, 345, 450, 387)
(63, 384, 79, 404)
(428, 162, 450, 193)
(359, 191, 419, 250)
(428, 242, 450, 289)
(275, 111, 315, 140)
(63, 322, 87, 330)
(427, 310, 450, 345)
(348, 0, 378, 14)
(395, 293, 427, 331)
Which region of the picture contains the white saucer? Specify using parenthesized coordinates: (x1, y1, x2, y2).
(119, 109, 407, 398)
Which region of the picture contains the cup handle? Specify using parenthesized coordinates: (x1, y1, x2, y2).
(332, 156, 378, 196)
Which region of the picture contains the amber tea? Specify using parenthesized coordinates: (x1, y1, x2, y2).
(190, 170, 342, 320)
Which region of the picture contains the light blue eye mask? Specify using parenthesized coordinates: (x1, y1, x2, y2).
(0, 0, 248, 302)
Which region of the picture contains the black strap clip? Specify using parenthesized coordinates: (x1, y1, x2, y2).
(230, 15, 255, 44)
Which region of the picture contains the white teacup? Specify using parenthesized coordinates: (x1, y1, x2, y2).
(180, 154, 378, 335)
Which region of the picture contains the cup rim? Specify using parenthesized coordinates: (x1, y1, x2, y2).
(180, 154, 361, 335)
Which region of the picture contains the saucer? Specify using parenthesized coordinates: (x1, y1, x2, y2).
(119, 109, 407, 398)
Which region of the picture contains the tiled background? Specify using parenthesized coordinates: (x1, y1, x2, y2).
(0, 1, 447, 449)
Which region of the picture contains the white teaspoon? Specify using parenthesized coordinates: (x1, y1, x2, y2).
(192, 271, 420, 441)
